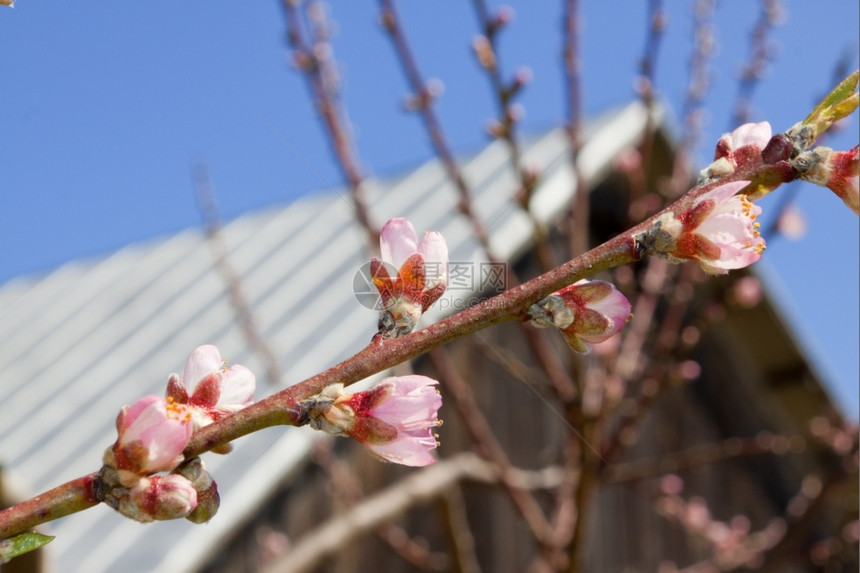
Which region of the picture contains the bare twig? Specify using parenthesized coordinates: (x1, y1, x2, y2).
(429, 347, 561, 564)
(193, 163, 285, 387)
(731, 0, 782, 127)
(470, 0, 555, 271)
(563, 0, 589, 259)
(604, 434, 806, 483)
(281, 0, 377, 244)
(438, 486, 482, 573)
(378, 0, 492, 256)
(378, 0, 578, 400)
(631, 0, 666, 212)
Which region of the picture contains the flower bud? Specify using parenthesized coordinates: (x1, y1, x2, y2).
(302, 376, 443, 467)
(528, 280, 631, 353)
(175, 458, 221, 523)
(372, 218, 448, 339)
(116, 475, 198, 523)
(797, 145, 859, 215)
(699, 122, 772, 183)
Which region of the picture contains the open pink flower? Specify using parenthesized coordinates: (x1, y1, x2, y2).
(302, 376, 443, 467)
(529, 280, 631, 353)
(650, 180, 765, 274)
(166, 345, 255, 428)
(371, 218, 448, 338)
(111, 395, 193, 477)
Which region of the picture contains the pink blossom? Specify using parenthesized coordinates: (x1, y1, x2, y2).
(166, 345, 255, 428)
(651, 180, 766, 274)
(303, 376, 443, 467)
(529, 279, 631, 353)
(372, 218, 448, 337)
(112, 395, 193, 476)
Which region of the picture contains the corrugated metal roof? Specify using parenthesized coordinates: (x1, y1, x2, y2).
(0, 102, 656, 572)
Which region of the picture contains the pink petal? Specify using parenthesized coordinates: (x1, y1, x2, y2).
(729, 121, 771, 149)
(586, 287, 631, 333)
(380, 218, 419, 269)
(215, 364, 256, 412)
(700, 243, 762, 271)
(183, 345, 223, 388)
(367, 430, 438, 466)
(699, 180, 750, 204)
(369, 376, 441, 430)
(417, 231, 449, 286)
(121, 396, 192, 472)
(123, 395, 164, 430)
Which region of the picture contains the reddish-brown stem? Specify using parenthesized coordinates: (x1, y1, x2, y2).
(0, 141, 800, 538)
(0, 474, 100, 540)
(185, 231, 638, 457)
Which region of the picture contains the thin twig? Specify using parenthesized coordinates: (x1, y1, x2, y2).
(429, 347, 561, 565)
(378, 0, 492, 256)
(281, 0, 377, 244)
(438, 486, 482, 573)
(630, 0, 666, 214)
(563, 0, 589, 259)
(470, 0, 555, 271)
(193, 163, 285, 387)
(378, 0, 578, 400)
(731, 0, 782, 127)
(604, 434, 807, 483)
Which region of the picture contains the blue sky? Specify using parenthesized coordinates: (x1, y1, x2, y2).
(1, 1, 857, 416)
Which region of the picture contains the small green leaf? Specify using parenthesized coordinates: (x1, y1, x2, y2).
(801, 70, 860, 140)
(0, 532, 54, 564)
